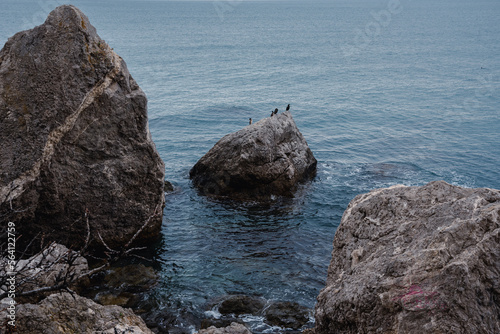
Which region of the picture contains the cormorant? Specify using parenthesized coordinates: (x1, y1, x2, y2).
(286, 104, 290, 111)
(270, 111, 274, 117)
(274, 108, 278, 115)
(249, 118, 252, 125)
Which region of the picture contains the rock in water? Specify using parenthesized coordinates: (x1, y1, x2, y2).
(0, 6, 165, 251)
(313, 181, 500, 334)
(189, 111, 316, 200)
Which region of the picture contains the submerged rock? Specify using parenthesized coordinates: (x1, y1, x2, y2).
(0, 292, 153, 334)
(0, 5, 165, 252)
(189, 111, 316, 201)
(313, 181, 500, 334)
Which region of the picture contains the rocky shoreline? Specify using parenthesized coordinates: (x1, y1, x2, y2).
(1, 5, 499, 334)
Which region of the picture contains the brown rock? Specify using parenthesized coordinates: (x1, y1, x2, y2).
(314, 181, 500, 334)
(0, 5, 165, 252)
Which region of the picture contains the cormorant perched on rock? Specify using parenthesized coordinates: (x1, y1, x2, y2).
(286, 104, 290, 111)
(249, 118, 252, 125)
(270, 111, 274, 117)
(274, 108, 278, 115)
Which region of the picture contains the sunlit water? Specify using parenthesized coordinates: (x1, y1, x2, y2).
(1, 0, 499, 332)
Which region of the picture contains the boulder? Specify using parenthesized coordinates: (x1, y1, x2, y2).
(0, 5, 165, 251)
(196, 322, 252, 334)
(313, 181, 500, 334)
(189, 111, 316, 200)
(0, 292, 153, 333)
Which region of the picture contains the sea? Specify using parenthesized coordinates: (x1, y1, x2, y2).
(1, 0, 499, 333)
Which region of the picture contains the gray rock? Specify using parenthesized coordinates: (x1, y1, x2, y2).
(313, 181, 500, 334)
(218, 295, 266, 316)
(189, 111, 316, 201)
(0, 5, 165, 251)
(264, 301, 310, 330)
(0, 292, 153, 333)
(196, 322, 252, 334)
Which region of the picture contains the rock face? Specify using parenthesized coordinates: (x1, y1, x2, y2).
(189, 111, 316, 200)
(0, 5, 165, 251)
(264, 301, 310, 330)
(314, 181, 500, 334)
(0, 292, 153, 333)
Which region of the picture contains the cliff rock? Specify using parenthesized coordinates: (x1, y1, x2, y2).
(190, 111, 316, 200)
(0, 5, 165, 251)
(1, 292, 153, 333)
(313, 181, 500, 334)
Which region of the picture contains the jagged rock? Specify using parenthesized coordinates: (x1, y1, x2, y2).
(263, 301, 310, 330)
(218, 295, 266, 316)
(0, 292, 153, 333)
(0, 5, 165, 252)
(0, 243, 88, 301)
(313, 181, 500, 334)
(196, 322, 252, 334)
(103, 264, 157, 292)
(189, 111, 316, 200)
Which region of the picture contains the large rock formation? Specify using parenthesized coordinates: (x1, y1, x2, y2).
(313, 181, 500, 334)
(190, 111, 316, 200)
(0, 5, 165, 251)
(0, 292, 153, 333)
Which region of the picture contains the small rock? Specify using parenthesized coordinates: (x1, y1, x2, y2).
(264, 302, 310, 330)
(218, 295, 266, 316)
(165, 180, 175, 193)
(196, 322, 252, 334)
(104, 264, 157, 292)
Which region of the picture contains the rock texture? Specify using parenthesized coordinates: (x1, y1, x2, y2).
(189, 111, 316, 200)
(314, 181, 500, 334)
(0, 292, 153, 333)
(196, 322, 252, 334)
(264, 301, 310, 330)
(0, 5, 165, 251)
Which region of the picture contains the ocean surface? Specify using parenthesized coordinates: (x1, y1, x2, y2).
(1, 0, 499, 332)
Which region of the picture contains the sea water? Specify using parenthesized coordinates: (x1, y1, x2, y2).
(1, 0, 499, 332)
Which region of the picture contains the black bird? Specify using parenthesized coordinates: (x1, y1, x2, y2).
(286, 104, 290, 111)
(249, 118, 252, 125)
(270, 111, 274, 117)
(274, 108, 278, 115)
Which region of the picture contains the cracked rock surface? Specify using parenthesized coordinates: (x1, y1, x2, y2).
(0, 5, 165, 251)
(189, 111, 316, 201)
(313, 181, 500, 334)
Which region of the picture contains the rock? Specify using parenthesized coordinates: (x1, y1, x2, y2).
(0, 243, 88, 302)
(201, 318, 244, 330)
(0, 292, 153, 333)
(165, 180, 174, 193)
(263, 301, 310, 330)
(196, 322, 252, 334)
(0, 5, 165, 252)
(103, 264, 158, 292)
(313, 181, 500, 334)
(189, 111, 316, 200)
(218, 295, 266, 316)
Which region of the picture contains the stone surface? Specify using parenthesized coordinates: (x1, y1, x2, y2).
(189, 111, 316, 200)
(218, 295, 266, 316)
(313, 181, 500, 334)
(0, 243, 88, 300)
(0, 5, 165, 251)
(263, 301, 310, 330)
(103, 264, 158, 292)
(196, 322, 252, 334)
(0, 292, 153, 333)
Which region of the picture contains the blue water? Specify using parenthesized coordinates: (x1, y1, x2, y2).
(2, 0, 500, 332)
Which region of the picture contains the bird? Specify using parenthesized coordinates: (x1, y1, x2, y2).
(249, 118, 252, 125)
(270, 111, 274, 117)
(286, 104, 290, 111)
(274, 108, 278, 115)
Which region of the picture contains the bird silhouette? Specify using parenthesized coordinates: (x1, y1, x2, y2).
(249, 118, 252, 125)
(286, 104, 290, 111)
(274, 108, 278, 115)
